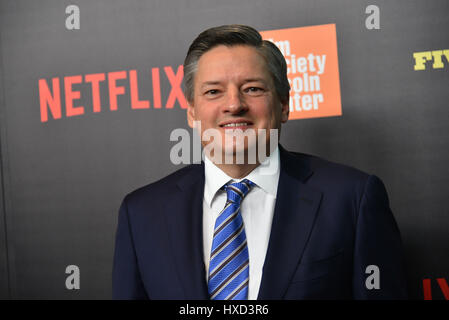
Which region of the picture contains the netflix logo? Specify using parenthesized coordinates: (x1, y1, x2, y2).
(38, 65, 188, 122)
(423, 278, 449, 300)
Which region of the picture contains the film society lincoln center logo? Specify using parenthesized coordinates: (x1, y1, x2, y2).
(261, 24, 342, 120)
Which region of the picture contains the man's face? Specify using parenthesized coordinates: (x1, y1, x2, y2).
(187, 44, 289, 161)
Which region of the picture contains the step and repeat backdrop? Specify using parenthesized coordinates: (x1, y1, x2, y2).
(0, 0, 448, 299)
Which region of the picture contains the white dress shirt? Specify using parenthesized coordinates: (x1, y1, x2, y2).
(202, 146, 280, 300)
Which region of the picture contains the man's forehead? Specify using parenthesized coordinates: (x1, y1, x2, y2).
(198, 44, 263, 65)
(195, 45, 271, 83)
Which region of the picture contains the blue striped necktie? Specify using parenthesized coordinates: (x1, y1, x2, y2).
(208, 179, 255, 300)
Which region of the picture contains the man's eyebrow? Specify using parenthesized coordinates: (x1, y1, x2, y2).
(200, 78, 268, 87)
(200, 81, 222, 88)
(242, 78, 267, 84)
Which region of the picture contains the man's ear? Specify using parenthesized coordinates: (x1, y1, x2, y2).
(280, 100, 289, 123)
(187, 101, 195, 128)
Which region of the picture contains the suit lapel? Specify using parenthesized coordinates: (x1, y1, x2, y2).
(257, 146, 323, 299)
(164, 164, 209, 299)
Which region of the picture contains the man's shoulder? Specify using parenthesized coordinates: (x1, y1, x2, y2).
(283, 149, 373, 191)
(283, 150, 388, 212)
(123, 163, 203, 204)
(293, 151, 369, 179)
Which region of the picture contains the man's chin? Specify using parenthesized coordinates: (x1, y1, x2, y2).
(203, 139, 272, 165)
(220, 143, 258, 165)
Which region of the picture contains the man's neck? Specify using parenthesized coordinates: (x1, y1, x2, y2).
(204, 144, 279, 179)
(213, 162, 260, 179)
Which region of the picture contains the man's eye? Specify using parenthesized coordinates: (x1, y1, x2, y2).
(205, 89, 219, 95)
(245, 87, 263, 93)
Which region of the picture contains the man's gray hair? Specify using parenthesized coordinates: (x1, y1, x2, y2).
(183, 24, 290, 105)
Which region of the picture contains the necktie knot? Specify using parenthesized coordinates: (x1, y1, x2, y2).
(224, 179, 254, 205)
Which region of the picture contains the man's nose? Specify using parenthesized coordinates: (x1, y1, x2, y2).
(224, 88, 247, 114)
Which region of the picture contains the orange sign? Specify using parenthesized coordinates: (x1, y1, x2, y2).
(261, 24, 342, 120)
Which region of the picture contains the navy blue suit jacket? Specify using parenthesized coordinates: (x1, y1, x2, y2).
(112, 145, 408, 299)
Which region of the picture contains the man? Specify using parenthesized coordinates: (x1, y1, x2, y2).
(112, 25, 408, 299)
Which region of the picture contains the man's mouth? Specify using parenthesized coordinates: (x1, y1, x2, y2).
(222, 122, 250, 128)
(219, 120, 253, 129)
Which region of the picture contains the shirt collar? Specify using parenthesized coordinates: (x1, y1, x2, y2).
(203, 145, 280, 208)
